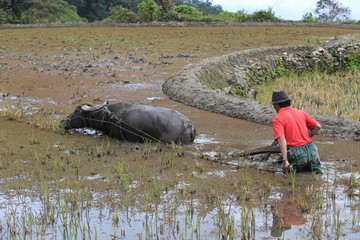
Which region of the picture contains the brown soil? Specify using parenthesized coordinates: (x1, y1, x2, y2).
(0, 26, 359, 233)
(1, 25, 359, 173)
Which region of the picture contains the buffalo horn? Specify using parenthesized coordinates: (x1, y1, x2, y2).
(81, 101, 108, 111)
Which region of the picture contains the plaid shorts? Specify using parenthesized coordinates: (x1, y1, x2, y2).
(287, 142, 322, 173)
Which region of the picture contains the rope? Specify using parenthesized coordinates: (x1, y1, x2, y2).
(65, 107, 285, 174)
(102, 106, 163, 144)
(65, 107, 164, 144)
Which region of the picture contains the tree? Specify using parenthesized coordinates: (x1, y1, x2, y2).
(172, 0, 222, 15)
(77, 0, 108, 21)
(156, 0, 172, 13)
(65, 0, 141, 22)
(173, 4, 201, 18)
(25, 0, 84, 23)
(191, 0, 222, 15)
(0, 0, 32, 23)
(138, 0, 161, 22)
(105, 5, 138, 23)
(314, 0, 350, 22)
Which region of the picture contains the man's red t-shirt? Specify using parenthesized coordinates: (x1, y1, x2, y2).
(272, 107, 319, 147)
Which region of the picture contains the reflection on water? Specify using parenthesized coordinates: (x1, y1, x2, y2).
(0, 157, 359, 239)
(194, 134, 220, 145)
(0, 93, 58, 116)
(1, 97, 359, 239)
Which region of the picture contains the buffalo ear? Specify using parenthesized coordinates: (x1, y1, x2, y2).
(81, 101, 108, 112)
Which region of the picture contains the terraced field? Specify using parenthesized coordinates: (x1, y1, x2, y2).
(0, 25, 359, 239)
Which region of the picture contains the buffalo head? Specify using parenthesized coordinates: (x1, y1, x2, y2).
(61, 101, 108, 130)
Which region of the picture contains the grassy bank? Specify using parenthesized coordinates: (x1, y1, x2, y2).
(255, 70, 360, 121)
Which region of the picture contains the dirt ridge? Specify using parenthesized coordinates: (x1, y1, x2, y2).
(2, 21, 360, 29)
(163, 35, 360, 141)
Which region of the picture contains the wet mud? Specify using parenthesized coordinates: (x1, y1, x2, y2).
(0, 25, 360, 239)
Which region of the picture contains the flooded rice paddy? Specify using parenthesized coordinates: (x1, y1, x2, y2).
(0, 25, 360, 239)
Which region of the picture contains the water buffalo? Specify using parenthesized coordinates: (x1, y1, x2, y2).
(61, 100, 196, 144)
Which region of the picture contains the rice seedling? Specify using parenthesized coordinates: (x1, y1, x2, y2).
(240, 203, 256, 240)
(51, 156, 65, 184)
(297, 196, 310, 213)
(330, 168, 338, 201)
(170, 141, 185, 157)
(64, 180, 82, 210)
(288, 167, 296, 201)
(105, 137, 112, 155)
(116, 160, 129, 193)
(160, 150, 177, 168)
(345, 167, 358, 197)
(216, 200, 232, 239)
(43, 116, 61, 133)
(310, 208, 324, 240)
(0, 26, 359, 240)
(30, 130, 40, 145)
(112, 211, 119, 227)
(334, 208, 342, 240)
(95, 145, 104, 158)
(352, 213, 359, 226)
(152, 176, 161, 197)
(0, 103, 24, 121)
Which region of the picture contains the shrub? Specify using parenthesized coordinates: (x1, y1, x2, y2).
(217, 11, 237, 22)
(235, 12, 251, 22)
(200, 14, 222, 22)
(343, 20, 360, 25)
(173, 5, 202, 20)
(301, 12, 322, 23)
(25, 0, 85, 24)
(158, 11, 185, 22)
(248, 7, 279, 22)
(105, 6, 138, 23)
(344, 53, 360, 72)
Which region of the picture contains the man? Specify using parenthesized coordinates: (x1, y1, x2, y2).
(271, 89, 322, 173)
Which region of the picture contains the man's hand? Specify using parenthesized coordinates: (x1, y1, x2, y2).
(309, 123, 321, 137)
(277, 136, 290, 172)
(283, 160, 290, 172)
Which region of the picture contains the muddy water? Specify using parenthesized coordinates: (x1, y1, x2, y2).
(0, 26, 360, 239)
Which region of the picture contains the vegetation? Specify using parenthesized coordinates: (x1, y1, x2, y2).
(25, 0, 85, 24)
(301, 12, 322, 23)
(138, 0, 161, 22)
(227, 41, 360, 122)
(255, 70, 360, 120)
(0, 0, 358, 24)
(345, 52, 360, 73)
(173, 4, 202, 20)
(0, 24, 359, 239)
(105, 5, 138, 23)
(247, 7, 279, 22)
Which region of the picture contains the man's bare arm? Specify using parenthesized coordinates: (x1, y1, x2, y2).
(309, 123, 321, 138)
(277, 136, 289, 171)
